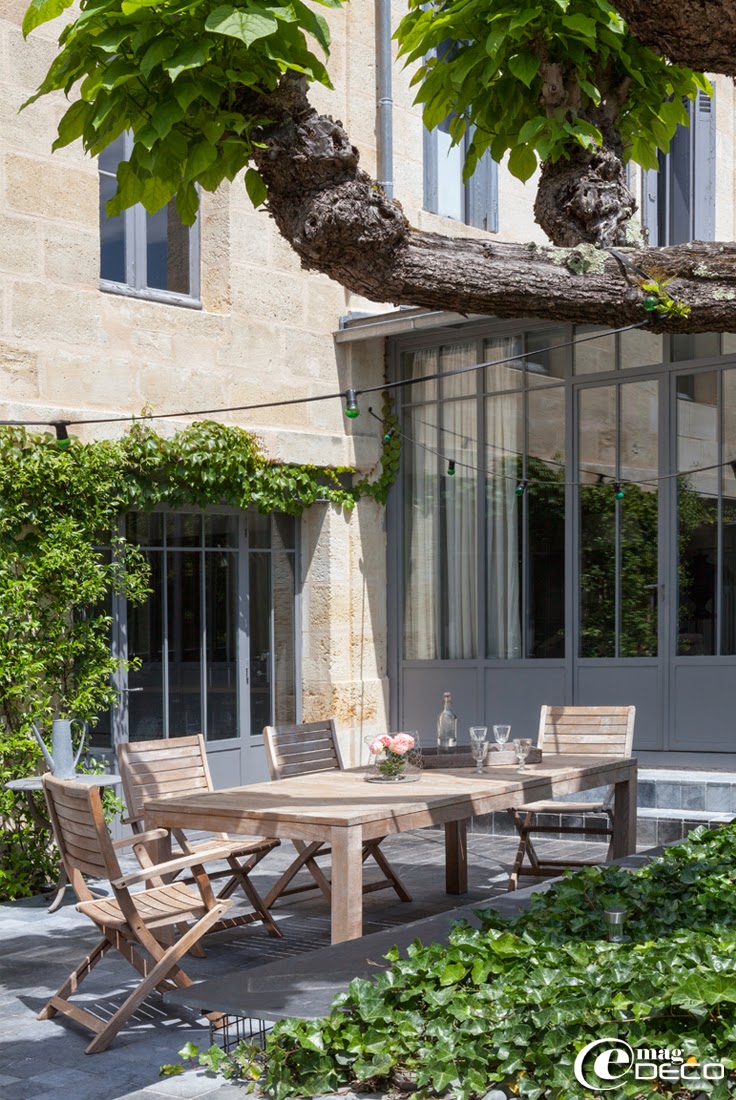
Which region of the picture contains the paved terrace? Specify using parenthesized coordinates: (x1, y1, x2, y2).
(1, 832, 618, 1100)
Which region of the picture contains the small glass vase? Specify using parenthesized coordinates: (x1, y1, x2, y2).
(364, 734, 423, 783)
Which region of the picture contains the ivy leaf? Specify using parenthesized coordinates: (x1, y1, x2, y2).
(245, 167, 268, 208)
(204, 6, 278, 46)
(508, 143, 537, 182)
(507, 50, 540, 88)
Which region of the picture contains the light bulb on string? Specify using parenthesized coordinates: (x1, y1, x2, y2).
(447, 460, 456, 476)
(52, 421, 71, 450)
(383, 426, 396, 443)
(613, 481, 625, 501)
(344, 389, 360, 419)
(515, 479, 528, 497)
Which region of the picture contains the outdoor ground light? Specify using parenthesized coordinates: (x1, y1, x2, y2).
(603, 907, 627, 941)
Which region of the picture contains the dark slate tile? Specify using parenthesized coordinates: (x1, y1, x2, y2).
(705, 784, 731, 812)
(637, 780, 655, 809)
(657, 819, 684, 845)
(655, 782, 681, 809)
(681, 783, 705, 811)
(636, 818, 657, 847)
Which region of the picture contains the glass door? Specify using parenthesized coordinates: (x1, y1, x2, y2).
(574, 375, 665, 749)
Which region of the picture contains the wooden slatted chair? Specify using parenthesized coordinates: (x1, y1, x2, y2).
(262, 720, 412, 906)
(117, 736, 282, 938)
(508, 705, 636, 890)
(39, 774, 232, 1054)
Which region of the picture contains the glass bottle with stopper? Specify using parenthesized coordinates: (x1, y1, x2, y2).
(437, 692, 457, 750)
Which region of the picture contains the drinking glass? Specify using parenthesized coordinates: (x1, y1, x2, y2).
(514, 738, 532, 772)
(493, 724, 511, 750)
(469, 726, 488, 745)
(471, 741, 489, 774)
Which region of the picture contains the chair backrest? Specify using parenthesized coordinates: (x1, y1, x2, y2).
(537, 706, 636, 757)
(43, 775, 120, 900)
(263, 720, 343, 780)
(117, 735, 213, 824)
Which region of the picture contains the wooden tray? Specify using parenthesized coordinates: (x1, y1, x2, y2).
(422, 745, 542, 768)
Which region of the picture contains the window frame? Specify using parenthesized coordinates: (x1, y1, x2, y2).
(99, 133, 201, 308)
(424, 122, 499, 231)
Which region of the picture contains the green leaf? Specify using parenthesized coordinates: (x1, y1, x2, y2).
(184, 140, 218, 183)
(561, 13, 597, 38)
(140, 37, 178, 80)
(22, 0, 74, 36)
(507, 50, 540, 88)
(517, 116, 546, 144)
(150, 97, 185, 140)
(508, 143, 537, 181)
(245, 167, 268, 207)
(163, 42, 211, 82)
(159, 1065, 184, 1077)
(52, 99, 91, 151)
(204, 6, 278, 46)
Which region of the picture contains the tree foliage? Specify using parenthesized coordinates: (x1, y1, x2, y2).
(396, 0, 710, 184)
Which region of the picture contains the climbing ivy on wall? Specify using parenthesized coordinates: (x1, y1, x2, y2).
(0, 415, 399, 900)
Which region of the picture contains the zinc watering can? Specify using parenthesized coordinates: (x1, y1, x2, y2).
(30, 718, 87, 778)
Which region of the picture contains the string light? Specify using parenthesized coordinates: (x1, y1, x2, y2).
(447, 460, 456, 476)
(515, 479, 528, 497)
(613, 482, 625, 500)
(344, 389, 360, 419)
(52, 422, 70, 449)
(383, 426, 397, 442)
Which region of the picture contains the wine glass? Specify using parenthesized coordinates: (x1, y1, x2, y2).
(469, 726, 487, 745)
(471, 740, 489, 774)
(493, 724, 511, 751)
(514, 738, 532, 772)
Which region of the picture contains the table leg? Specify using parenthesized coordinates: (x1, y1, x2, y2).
(47, 865, 69, 912)
(445, 819, 468, 894)
(611, 769, 637, 859)
(330, 825, 363, 943)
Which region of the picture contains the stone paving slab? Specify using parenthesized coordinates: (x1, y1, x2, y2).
(0, 832, 618, 1100)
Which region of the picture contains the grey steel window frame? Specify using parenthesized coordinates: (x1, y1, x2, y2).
(110, 505, 300, 753)
(99, 132, 202, 308)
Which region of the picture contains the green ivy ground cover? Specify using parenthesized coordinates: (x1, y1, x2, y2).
(181, 825, 736, 1100)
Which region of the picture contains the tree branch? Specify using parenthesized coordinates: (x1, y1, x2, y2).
(612, 0, 736, 76)
(252, 82, 736, 332)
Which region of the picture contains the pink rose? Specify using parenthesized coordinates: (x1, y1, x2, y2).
(390, 734, 415, 755)
(369, 735, 392, 754)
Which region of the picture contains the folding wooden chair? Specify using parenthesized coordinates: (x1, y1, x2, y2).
(39, 774, 233, 1054)
(262, 720, 412, 906)
(508, 705, 636, 890)
(117, 736, 281, 938)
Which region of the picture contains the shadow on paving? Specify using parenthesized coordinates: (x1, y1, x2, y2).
(0, 832, 606, 1100)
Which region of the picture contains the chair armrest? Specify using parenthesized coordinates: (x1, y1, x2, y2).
(111, 845, 234, 888)
(120, 813, 145, 830)
(112, 828, 169, 850)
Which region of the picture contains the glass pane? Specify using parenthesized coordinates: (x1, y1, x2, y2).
(402, 348, 437, 405)
(579, 386, 616, 657)
(620, 381, 659, 656)
(272, 513, 296, 550)
(574, 325, 616, 375)
(273, 549, 296, 724)
(441, 399, 476, 658)
(249, 553, 272, 736)
(723, 370, 736, 654)
(677, 372, 718, 655)
(403, 405, 439, 659)
(527, 387, 565, 658)
(205, 552, 238, 741)
(126, 511, 163, 546)
(127, 550, 165, 741)
(484, 335, 524, 393)
(249, 511, 270, 549)
(486, 393, 522, 658)
(436, 123, 464, 221)
(146, 199, 190, 294)
(167, 551, 202, 735)
(441, 342, 476, 400)
(99, 172, 126, 283)
(671, 333, 721, 362)
(722, 333, 736, 355)
(620, 327, 663, 370)
(166, 512, 201, 548)
(204, 513, 238, 549)
(526, 327, 567, 386)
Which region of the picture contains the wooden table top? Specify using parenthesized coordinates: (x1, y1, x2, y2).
(144, 755, 636, 830)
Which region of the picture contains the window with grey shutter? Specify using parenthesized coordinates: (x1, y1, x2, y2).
(424, 124, 499, 231)
(641, 90, 716, 246)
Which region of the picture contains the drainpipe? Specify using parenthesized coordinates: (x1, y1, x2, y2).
(375, 0, 394, 199)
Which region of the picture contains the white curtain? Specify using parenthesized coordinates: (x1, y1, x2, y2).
(403, 352, 440, 659)
(486, 337, 523, 658)
(441, 344, 478, 658)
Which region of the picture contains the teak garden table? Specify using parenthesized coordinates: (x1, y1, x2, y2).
(144, 754, 637, 943)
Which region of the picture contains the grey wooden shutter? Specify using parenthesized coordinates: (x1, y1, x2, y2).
(423, 126, 440, 214)
(692, 90, 716, 241)
(467, 149, 499, 232)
